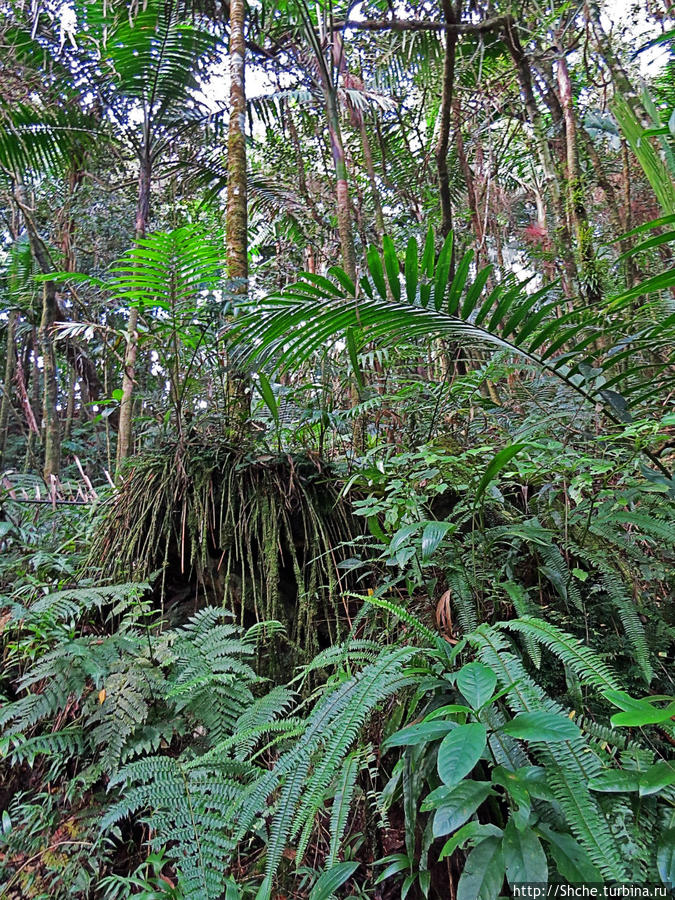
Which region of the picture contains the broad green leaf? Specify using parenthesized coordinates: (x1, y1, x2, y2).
(346, 327, 364, 392)
(421, 226, 435, 276)
(439, 822, 503, 861)
(382, 235, 401, 301)
(491, 766, 531, 810)
(538, 824, 603, 882)
(437, 723, 487, 786)
(432, 781, 493, 837)
(374, 854, 410, 884)
(405, 236, 418, 303)
(225, 878, 241, 900)
(639, 762, 675, 796)
(421, 521, 453, 559)
(456, 837, 504, 900)
(610, 701, 675, 727)
(602, 689, 650, 712)
(475, 444, 527, 505)
(446, 249, 473, 315)
(434, 231, 454, 311)
(456, 663, 497, 710)
(657, 829, 675, 884)
(382, 720, 456, 750)
(502, 819, 548, 886)
(389, 523, 421, 553)
(255, 875, 272, 900)
(501, 711, 579, 743)
(461, 265, 493, 319)
(309, 861, 359, 900)
(366, 246, 387, 299)
(327, 265, 356, 296)
(257, 372, 279, 425)
(401, 873, 416, 900)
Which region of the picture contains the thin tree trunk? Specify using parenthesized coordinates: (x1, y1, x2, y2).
(15, 350, 39, 437)
(0, 309, 18, 468)
(556, 50, 602, 305)
(63, 366, 76, 446)
(435, 0, 459, 242)
(116, 152, 150, 473)
(360, 119, 385, 242)
(225, 0, 250, 424)
(453, 94, 484, 268)
(503, 22, 577, 297)
(38, 280, 60, 479)
(324, 85, 357, 281)
(11, 187, 61, 476)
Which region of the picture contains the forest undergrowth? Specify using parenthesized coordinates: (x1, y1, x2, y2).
(1, 0, 675, 897)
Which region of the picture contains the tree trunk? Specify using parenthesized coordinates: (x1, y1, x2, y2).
(556, 50, 602, 305)
(453, 95, 484, 268)
(38, 279, 60, 480)
(116, 152, 150, 474)
(324, 86, 357, 281)
(502, 22, 577, 297)
(360, 119, 385, 242)
(434, 0, 459, 242)
(12, 187, 61, 476)
(225, 0, 250, 424)
(0, 309, 18, 468)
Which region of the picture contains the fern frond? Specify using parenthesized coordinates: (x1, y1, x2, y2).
(501, 617, 621, 691)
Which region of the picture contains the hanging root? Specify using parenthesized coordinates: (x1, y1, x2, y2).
(88, 438, 357, 668)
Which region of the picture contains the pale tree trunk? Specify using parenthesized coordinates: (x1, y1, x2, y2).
(225, 0, 250, 424)
(360, 120, 385, 242)
(0, 309, 18, 468)
(116, 152, 150, 473)
(63, 366, 76, 446)
(503, 21, 577, 298)
(453, 95, 484, 269)
(324, 86, 357, 281)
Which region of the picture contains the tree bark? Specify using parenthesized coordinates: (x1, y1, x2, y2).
(502, 23, 577, 297)
(434, 0, 459, 242)
(38, 280, 60, 479)
(0, 309, 18, 468)
(324, 84, 357, 281)
(360, 119, 385, 242)
(116, 151, 150, 473)
(556, 50, 602, 305)
(225, 0, 250, 423)
(453, 94, 484, 268)
(13, 186, 61, 478)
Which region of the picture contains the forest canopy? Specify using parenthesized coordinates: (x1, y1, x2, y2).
(0, 0, 674, 898)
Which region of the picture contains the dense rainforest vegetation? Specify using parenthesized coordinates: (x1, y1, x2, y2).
(0, 0, 674, 897)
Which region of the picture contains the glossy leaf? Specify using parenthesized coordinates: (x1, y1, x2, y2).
(456, 663, 497, 710)
(437, 723, 487, 786)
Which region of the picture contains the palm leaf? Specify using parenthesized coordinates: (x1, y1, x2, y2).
(231, 229, 675, 453)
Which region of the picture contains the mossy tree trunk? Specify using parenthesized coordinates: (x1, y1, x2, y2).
(556, 49, 602, 305)
(225, 0, 250, 424)
(116, 151, 151, 475)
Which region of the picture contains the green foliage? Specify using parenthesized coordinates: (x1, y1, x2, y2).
(233, 228, 675, 432)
